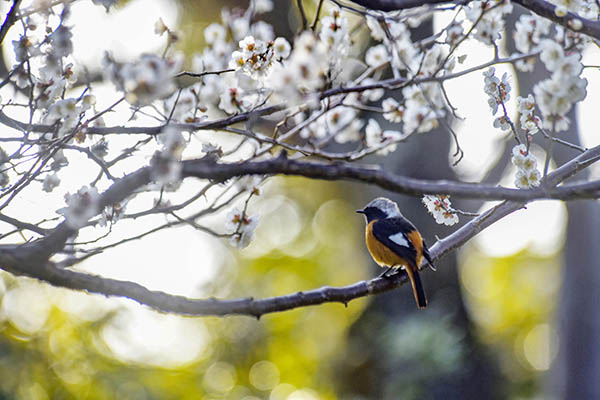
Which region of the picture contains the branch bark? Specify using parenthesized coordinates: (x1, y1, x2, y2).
(181, 148, 600, 201)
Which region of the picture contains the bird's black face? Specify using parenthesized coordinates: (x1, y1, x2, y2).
(356, 206, 387, 222)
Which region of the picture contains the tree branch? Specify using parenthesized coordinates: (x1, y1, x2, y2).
(349, 0, 600, 40)
(181, 146, 600, 201)
(0, 143, 597, 317)
(0, 0, 22, 45)
(0, 198, 522, 318)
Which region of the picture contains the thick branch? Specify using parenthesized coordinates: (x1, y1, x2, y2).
(182, 146, 600, 201)
(349, 0, 600, 41)
(0, 198, 522, 318)
(0, 144, 597, 317)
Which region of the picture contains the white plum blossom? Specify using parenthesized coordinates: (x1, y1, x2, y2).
(445, 23, 464, 45)
(483, 67, 512, 130)
(511, 144, 537, 170)
(365, 12, 409, 42)
(237, 176, 263, 196)
(106, 54, 179, 106)
(464, 0, 513, 46)
(422, 195, 459, 226)
(403, 104, 438, 134)
(98, 201, 127, 228)
(273, 37, 291, 59)
(219, 86, 252, 114)
(226, 208, 259, 249)
(42, 173, 60, 193)
(365, 119, 402, 155)
(151, 127, 186, 186)
(493, 115, 511, 131)
(539, 40, 564, 72)
(365, 44, 389, 68)
(158, 126, 186, 159)
(513, 14, 551, 54)
(268, 31, 329, 102)
(44, 95, 95, 136)
(516, 94, 540, 134)
(348, 78, 384, 103)
(400, 83, 443, 134)
(335, 119, 364, 143)
(13, 35, 40, 62)
(555, 54, 583, 79)
(416, 44, 448, 76)
(254, 0, 273, 13)
(253, 21, 274, 41)
(382, 98, 404, 123)
(204, 23, 227, 44)
(60, 186, 100, 229)
(154, 18, 168, 35)
(533, 70, 587, 133)
(515, 168, 542, 189)
(319, 6, 350, 61)
(511, 144, 541, 188)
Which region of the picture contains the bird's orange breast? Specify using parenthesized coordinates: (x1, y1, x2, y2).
(366, 220, 412, 268)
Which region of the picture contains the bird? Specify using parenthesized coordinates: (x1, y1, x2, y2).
(356, 197, 435, 309)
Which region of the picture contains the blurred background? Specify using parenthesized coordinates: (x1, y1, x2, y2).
(0, 0, 599, 399)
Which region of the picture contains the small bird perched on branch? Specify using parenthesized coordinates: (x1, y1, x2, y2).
(357, 197, 435, 309)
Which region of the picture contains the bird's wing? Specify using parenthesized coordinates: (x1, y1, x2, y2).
(371, 218, 418, 268)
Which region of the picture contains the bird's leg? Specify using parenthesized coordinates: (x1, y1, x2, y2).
(378, 266, 394, 278)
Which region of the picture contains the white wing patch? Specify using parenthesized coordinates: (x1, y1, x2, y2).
(389, 232, 410, 248)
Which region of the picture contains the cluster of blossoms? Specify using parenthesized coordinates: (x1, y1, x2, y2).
(230, 36, 290, 77)
(223, 176, 263, 248)
(226, 208, 259, 249)
(483, 67, 512, 131)
(532, 39, 587, 133)
(297, 105, 364, 144)
(221, 35, 290, 114)
(422, 195, 459, 226)
(44, 94, 96, 137)
(511, 144, 541, 188)
(464, 0, 513, 46)
(288, 6, 447, 153)
(104, 53, 179, 106)
(187, 2, 285, 116)
(365, 119, 402, 156)
(268, 30, 330, 105)
(59, 186, 100, 229)
(516, 94, 539, 136)
(513, 14, 551, 72)
(364, 10, 417, 72)
(150, 126, 186, 186)
(6, 0, 595, 246)
(549, 0, 599, 18)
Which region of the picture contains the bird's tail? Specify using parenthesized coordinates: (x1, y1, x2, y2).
(405, 266, 427, 309)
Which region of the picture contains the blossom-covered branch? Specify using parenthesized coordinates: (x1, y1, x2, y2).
(349, 0, 600, 40)
(1, 0, 599, 317)
(0, 197, 524, 318)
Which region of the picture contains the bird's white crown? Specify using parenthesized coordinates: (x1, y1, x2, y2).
(365, 197, 402, 218)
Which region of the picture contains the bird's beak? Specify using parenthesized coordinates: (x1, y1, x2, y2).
(356, 209, 365, 214)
